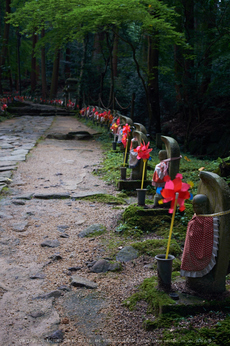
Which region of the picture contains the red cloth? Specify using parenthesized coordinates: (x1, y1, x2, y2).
(181, 216, 214, 272)
(152, 161, 168, 186)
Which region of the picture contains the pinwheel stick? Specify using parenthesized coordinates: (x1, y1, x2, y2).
(141, 159, 147, 189)
(123, 141, 128, 167)
(165, 192, 179, 259)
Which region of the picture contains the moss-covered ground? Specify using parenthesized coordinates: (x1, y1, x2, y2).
(76, 114, 230, 345)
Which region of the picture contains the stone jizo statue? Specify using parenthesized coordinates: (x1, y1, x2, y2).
(180, 171, 230, 294)
(180, 194, 219, 279)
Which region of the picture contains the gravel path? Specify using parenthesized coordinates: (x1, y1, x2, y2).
(0, 115, 156, 346)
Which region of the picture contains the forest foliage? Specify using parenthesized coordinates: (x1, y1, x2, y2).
(1, 0, 230, 153)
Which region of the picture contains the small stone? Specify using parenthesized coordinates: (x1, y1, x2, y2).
(12, 222, 28, 232)
(36, 290, 63, 299)
(60, 233, 69, 238)
(68, 266, 81, 272)
(116, 246, 139, 262)
(49, 254, 63, 261)
(144, 263, 155, 269)
(78, 223, 105, 238)
(45, 330, 64, 342)
(85, 260, 96, 268)
(70, 275, 98, 289)
(29, 311, 45, 318)
(12, 193, 34, 200)
(11, 200, 26, 205)
(57, 225, 69, 232)
(90, 259, 110, 273)
(57, 285, 70, 292)
(41, 239, 60, 248)
(29, 272, 45, 279)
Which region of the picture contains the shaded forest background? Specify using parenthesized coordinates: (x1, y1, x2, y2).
(1, 0, 230, 158)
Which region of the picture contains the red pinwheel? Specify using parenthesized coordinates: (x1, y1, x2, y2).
(110, 122, 118, 134)
(161, 173, 191, 213)
(133, 141, 152, 189)
(121, 134, 127, 148)
(122, 123, 131, 136)
(134, 141, 152, 160)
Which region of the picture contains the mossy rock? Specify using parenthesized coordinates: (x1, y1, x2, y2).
(121, 204, 194, 242)
(82, 193, 126, 205)
(123, 276, 175, 314)
(78, 223, 106, 238)
(131, 239, 182, 258)
(122, 205, 171, 233)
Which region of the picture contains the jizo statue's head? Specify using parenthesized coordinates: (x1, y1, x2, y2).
(131, 138, 138, 149)
(158, 150, 167, 161)
(193, 194, 209, 215)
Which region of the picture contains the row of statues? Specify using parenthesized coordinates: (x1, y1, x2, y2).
(116, 118, 230, 294)
(83, 107, 230, 295)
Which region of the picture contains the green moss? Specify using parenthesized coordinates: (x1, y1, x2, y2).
(84, 229, 106, 237)
(145, 198, 154, 204)
(161, 314, 230, 345)
(116, 192, 129, 198)
(124, 276, 175, 314)
(0, 186, 10, 195)
(115, 223, 143, 239)
(143, 312, 182, 330)
(122, 205, 171, 233)
(80, 193, 126, 205)
(131, 239, 182, 258)
(172, 259, 181, 272)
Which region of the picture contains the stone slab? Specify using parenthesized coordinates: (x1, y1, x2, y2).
(34, 193, 70, 199)
(71, 191, 107, 199)
(70, 275, 98, 289)
(117, 179, 152, 191)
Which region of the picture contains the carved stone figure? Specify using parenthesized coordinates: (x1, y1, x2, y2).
(180, 194, 219, 279)
(152, 136, 181, 207)
(181, 171, 230, 294)
(129, 130, 148, 180)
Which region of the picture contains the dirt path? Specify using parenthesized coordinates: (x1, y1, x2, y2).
(0, 115, 155, 346)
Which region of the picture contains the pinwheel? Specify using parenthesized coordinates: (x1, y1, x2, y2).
(122, 123, 131, 136)
(161, 173, 191, 259)
(121, 134, 128, 167)
(110, 122, 118, 134)
(121, 124, 131, 167)
(133, 141, 152, 189)
(161, 173, 191, 213)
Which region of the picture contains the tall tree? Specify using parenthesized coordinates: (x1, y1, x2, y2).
(31, 31, 38, 93)
(50, 48, 60, 99)
(8, 0, 185, 132)
(41, 28, 47, 99)
(0, 0, 11, 94)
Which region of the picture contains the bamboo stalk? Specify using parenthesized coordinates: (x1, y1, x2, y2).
(165, 192, 179, 259)
(123, 140, 128, 167)
(141, 159, 147, 189)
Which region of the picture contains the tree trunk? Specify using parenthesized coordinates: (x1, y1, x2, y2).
(183, 0, 195, 115)
(65, 46, 71, 79)
(107, 32, 115, 109)
(31, 32, 38, 94)
(41, 28, 47, 99)
(0, 0, 11, 94)
(112, 29, 119, 78)
(148, 35, 161, 134)
(75, 38, 87, 109)
(50, 49, 60, 99)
